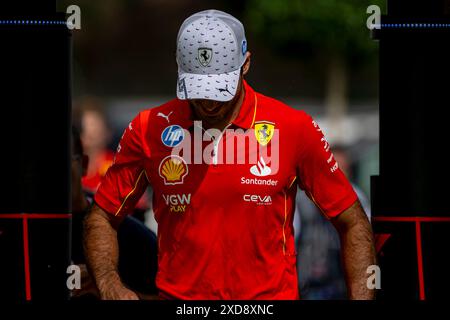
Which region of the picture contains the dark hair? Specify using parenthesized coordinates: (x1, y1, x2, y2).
(72, 126, 84, 156)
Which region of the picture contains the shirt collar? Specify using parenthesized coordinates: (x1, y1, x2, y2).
(231, 80, 257, 130)
(176, 80, 257, 130)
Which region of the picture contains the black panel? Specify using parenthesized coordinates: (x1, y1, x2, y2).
(372, 1, 450, 300)
(373, 221, 420, 299)
(0, 1, 72, 301)
(421, 222, 450, 300)
(388, 0, 450, 17)
(2, 1, 56, 15)
(374, 24, 450, 216)
(0, 9, 71, 214)
(28, 219, 71, 300)
(0, 219, 25, 300)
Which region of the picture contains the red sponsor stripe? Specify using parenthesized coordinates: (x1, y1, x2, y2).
(415, 221, 425, 300)
(373, 216, 450, 222)
(22, 217, 31, 301)
(0, 213, 71, 219)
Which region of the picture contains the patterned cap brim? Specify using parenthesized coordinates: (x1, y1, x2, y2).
(176, 69, 240, 102)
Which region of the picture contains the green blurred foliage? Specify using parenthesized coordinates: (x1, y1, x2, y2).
(246, 0, 386, 62)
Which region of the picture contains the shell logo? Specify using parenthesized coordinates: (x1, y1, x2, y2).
(158, 155, 188, 185)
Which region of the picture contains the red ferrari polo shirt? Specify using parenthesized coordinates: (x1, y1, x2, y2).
(94, 80, 358, 300)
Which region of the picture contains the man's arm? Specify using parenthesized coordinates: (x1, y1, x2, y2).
(331, 200, 377, 300)
(83, 203, 139, 300)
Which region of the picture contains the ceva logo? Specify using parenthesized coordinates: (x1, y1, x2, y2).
(243, 194, 272, 205)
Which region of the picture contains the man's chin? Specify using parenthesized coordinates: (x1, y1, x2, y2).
(201, 114, 224, 125)
(195, 108, 226, 123)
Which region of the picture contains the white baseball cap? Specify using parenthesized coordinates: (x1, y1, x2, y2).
(176, 9, 248, 102)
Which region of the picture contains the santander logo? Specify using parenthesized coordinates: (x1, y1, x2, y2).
(250, 157, 272, 177)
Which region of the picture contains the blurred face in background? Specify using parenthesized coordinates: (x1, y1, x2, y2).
(333, 149, 351, 180)
(81, 110, 111, 153)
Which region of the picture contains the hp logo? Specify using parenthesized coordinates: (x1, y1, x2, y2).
(161, 125, 185, 147)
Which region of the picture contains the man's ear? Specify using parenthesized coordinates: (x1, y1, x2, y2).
(82, 155, 89, 177)
(242, 51, 251, 76)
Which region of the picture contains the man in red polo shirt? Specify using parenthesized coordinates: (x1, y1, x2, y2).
(84, 9, 376, 300)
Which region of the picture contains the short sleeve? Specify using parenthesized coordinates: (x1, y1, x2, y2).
(94, 112, 149, 217)
(296, 112, 358, 219)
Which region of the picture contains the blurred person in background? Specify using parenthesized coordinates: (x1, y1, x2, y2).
(294, 145, 370, 299)
(332, 146, 370, 217)
(74, 96, 115, 194)
(71, 126, 158, 299)
(74, 96, 150, 222)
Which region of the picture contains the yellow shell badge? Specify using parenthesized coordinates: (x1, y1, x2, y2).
(159, 155, 188, 185)
(254, 121, 275, 146)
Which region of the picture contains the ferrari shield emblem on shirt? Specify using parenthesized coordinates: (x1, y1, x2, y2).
(198, 48, 213, 67)
(254, 121, 275, 146)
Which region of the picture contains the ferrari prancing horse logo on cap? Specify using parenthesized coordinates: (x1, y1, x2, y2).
(198, 47, 213, 67)
(254, 121, 275, 146)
